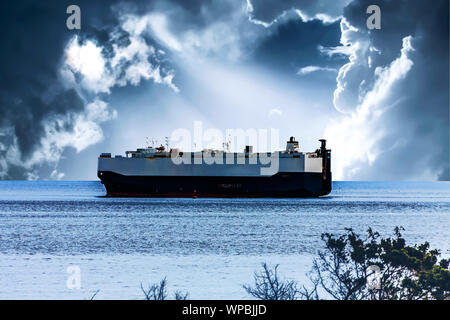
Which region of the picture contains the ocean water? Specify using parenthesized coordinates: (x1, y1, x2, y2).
(0, 181, 449, 299)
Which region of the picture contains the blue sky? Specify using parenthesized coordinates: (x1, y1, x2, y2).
(0, 0, 448, 180)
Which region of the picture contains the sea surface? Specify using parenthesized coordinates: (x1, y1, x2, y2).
(0, 181, 449, 299)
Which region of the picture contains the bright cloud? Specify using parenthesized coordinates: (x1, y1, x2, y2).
(245, 0, 352, 27)
(297, 65, 337, 75)
(325, 36, 415, 180)
(268, 108, 283, 117)
(30, 99, 117, 165)
(64, 38, 115, 94)
(63, 32, 179, 94)
(39, 14, 182, 179)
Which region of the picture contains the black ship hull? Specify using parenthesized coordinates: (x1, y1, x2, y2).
(98, 171, 332, 198)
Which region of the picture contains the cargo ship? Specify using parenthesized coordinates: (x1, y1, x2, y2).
(97, 137, 331, 197)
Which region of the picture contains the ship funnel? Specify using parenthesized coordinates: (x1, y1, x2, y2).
(319, 139, 326, 157)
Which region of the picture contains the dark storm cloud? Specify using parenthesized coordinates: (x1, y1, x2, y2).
(0, 1, 86, 178)
(0, 0, 175, 179)
(344, 0, 449, 64)
(252, 18, 344, 73)
(0, 0, 214, 179)
(326, 0, 449, 180)
(1, 0, 447, 181)
(0, 0, 243, 179)
(107, 0, 242, 38)
(0, 0, 135, 178)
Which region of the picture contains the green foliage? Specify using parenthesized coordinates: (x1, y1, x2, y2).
(246, 228, 449, 300)
(304, 227, 450, 300)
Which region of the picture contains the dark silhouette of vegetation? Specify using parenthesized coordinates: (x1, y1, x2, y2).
(243, 263, 300, 300)
(173, 290, 189, 300)
(141, 277, 189, 300)
(89, 289, 100, 300)
(246, 228, 450, 300)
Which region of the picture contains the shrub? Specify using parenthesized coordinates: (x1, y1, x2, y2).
(141, 277, 189, 300)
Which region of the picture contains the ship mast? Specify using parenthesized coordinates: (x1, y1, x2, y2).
(165, 136, 169, 150)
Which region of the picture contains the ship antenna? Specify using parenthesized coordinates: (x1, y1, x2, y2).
(165, 136, 169, 150)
